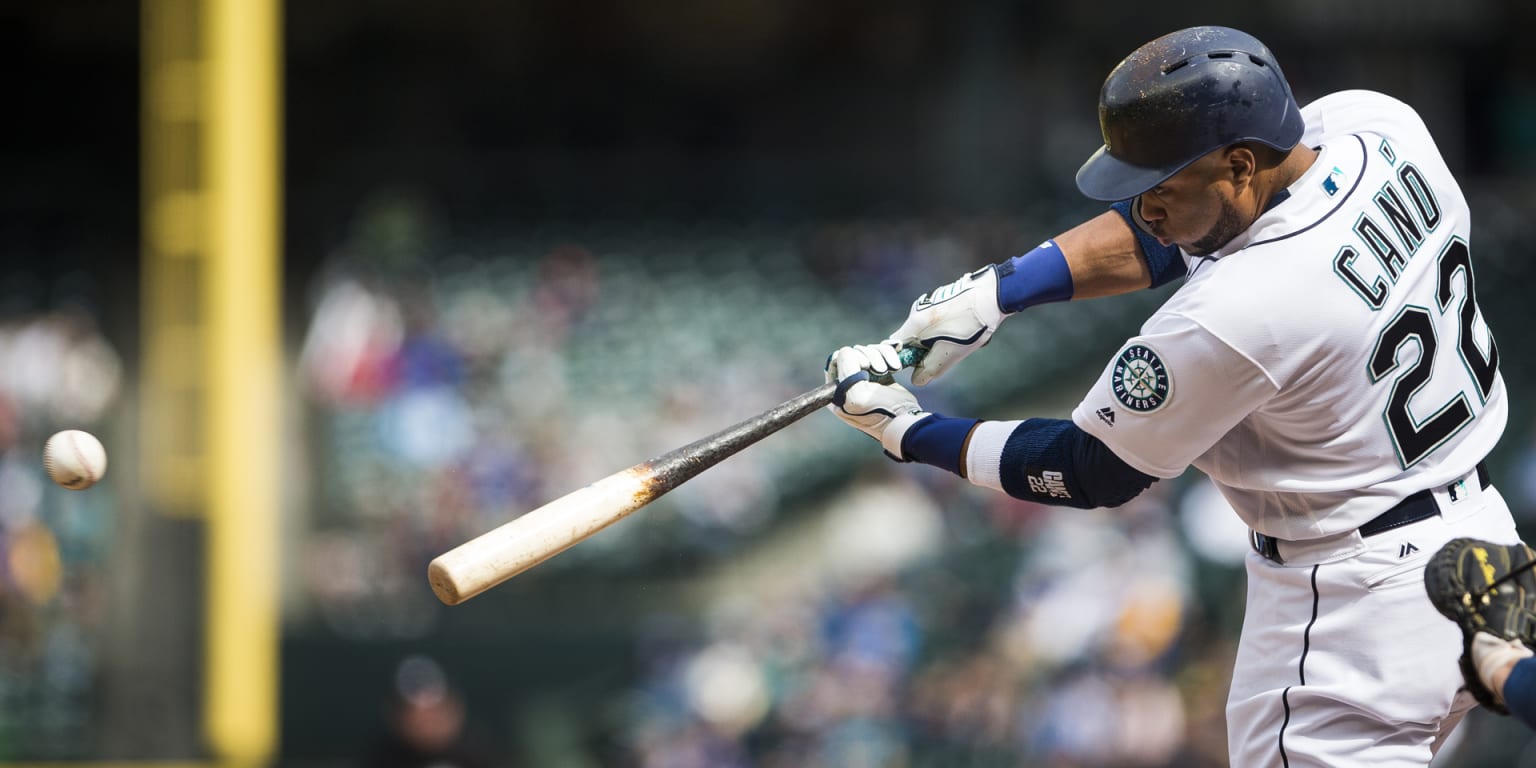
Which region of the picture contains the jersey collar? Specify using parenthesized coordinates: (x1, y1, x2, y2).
(1199, 135, 1368, 260)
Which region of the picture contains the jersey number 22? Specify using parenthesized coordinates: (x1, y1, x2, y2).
(1368, 239, 1499, 469)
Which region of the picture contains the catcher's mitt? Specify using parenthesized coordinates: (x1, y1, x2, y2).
(1425, 537, 1536, 714)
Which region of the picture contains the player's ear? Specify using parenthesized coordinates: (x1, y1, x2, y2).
(1225, 144, 1258, 189)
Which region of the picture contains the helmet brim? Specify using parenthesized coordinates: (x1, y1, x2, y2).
(1074, 146, 1190, 202)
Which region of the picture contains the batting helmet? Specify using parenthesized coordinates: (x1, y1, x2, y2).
(1075, 26, 1305, 202)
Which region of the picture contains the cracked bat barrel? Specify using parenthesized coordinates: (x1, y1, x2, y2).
(427, 346, 923, 605)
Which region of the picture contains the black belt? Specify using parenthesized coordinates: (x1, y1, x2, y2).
(1251, 461, 1490, 565)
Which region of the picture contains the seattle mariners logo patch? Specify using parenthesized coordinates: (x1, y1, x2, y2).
(1111, 344, 1171, 412)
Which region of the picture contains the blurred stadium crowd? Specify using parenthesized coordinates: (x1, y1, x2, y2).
(608, 483, 1224, 768)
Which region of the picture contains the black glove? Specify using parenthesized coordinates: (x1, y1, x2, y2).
(1425, 537, 1536, 714)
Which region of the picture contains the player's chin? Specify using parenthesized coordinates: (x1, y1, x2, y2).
(1159, 234, 1200, 254)
(1184, 227, 1240, 256)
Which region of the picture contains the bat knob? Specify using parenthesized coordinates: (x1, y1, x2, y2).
(896, 345, 927, 368)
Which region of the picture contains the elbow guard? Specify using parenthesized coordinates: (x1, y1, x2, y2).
(994, 418, 1158, 509)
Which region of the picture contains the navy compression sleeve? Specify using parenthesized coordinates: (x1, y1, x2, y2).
(901, 415, 1157, 509)
(1110, 199, 1185, 288)
(1505, 657, 1536, 732)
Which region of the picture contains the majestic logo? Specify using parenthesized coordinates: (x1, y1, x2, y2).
(1026, 468, 1071, 499)
(1111, 344, 1171, 413)
(1399, 542, 1419, 558)
(1095, 407, 1116, 427)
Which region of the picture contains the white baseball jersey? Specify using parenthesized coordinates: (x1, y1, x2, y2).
(1071, 89, 1506, 542)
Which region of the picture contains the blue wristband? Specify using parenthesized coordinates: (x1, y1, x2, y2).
(899, 414, 980, 475)
(995, 240, 1074, 313)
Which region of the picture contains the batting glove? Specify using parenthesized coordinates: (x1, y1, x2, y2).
(1471, 632, 1534, 708)
(825, 342, 905, 378)
(884, 266, 1006, 386)
(825, 345, 928, 461)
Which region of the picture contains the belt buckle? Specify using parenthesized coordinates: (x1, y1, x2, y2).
(1251, 530, 1285, 565)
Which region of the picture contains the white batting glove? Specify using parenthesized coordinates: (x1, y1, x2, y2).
(825, 346, 928, 460)
(824, 342, 905, 378)
(884, 266, 1006, 386)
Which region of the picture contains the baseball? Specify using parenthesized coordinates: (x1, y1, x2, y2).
(43, 430, 108, 490)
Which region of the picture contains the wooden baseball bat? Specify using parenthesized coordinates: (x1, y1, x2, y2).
(428, 346, 924, 605)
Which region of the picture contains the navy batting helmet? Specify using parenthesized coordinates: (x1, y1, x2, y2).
(1075, 26, 1305, 202)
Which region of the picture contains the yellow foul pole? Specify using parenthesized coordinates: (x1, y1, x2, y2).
(202, 0, 281, 762)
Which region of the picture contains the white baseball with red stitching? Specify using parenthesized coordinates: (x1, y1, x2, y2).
(43, 430, 108, 490)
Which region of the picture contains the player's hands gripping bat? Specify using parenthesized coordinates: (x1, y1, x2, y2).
(884, 265, 1007, 386)
(1425, 537, 1536, 713)
(824, 343, 929, 461)
(427, 345, 925, 605)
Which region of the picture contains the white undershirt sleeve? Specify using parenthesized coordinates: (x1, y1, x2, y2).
(964, 420, 1023, 493)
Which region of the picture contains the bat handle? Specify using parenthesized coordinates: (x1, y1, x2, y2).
(860, 344, 927, 384)
(895, 344, 927, 370)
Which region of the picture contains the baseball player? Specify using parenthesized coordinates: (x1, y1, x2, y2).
(824, 26, 1521, 766)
